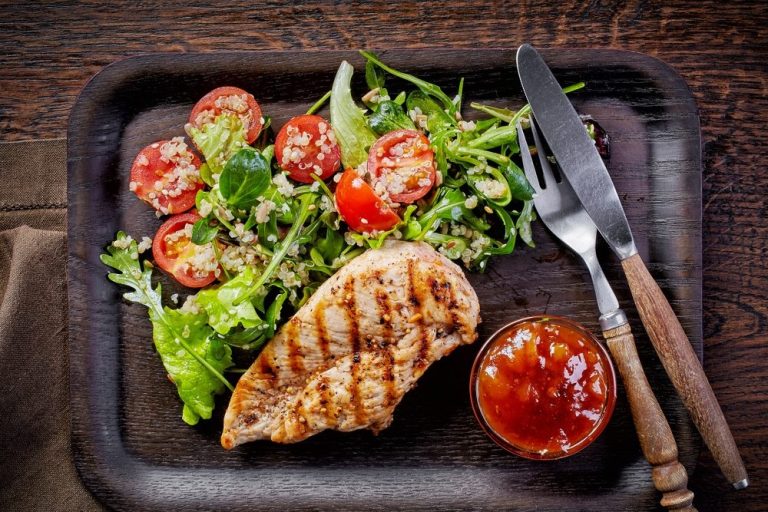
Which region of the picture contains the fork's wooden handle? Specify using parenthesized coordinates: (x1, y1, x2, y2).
(622, 253, 748, 488)
(604, 323, 696, 512)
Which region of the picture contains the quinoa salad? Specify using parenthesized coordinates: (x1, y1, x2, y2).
(101, 51, 591, 426)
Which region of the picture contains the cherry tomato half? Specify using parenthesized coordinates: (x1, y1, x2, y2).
(189, 86, 264, 144)
(152, 212, 219, 288)
(368, 129, 436, 204)
(129, 138, 205, 215)
(335, 168, 400, 233)
(275, 114, 342, 183)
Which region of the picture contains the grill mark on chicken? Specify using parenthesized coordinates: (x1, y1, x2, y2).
(373, 286, 397, 407)
(258, 351, 276, 379)
(341, 276, 366, 425)
(294, 399, 308, 436)
(407, 260, 429, 369)
(317, 374, 334, 425)
(314, 300, 332, 362)
(285, 318, 304, 374)
(382, 342, 397, 410)
(427, 275, 461, 336)
(444, 280, 467, 337)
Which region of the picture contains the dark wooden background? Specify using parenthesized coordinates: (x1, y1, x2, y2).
(2, 1, 766, 510)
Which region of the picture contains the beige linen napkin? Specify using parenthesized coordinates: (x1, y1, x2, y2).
(0, 140, 101, 511)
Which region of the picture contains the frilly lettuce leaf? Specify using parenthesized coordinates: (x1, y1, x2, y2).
(195, 266, 263, 335)
(151, 307, 233, 425)
(330, 60, 378, 168)
(186, 113, 249, 181)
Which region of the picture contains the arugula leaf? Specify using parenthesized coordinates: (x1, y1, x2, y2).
(365, 59, 387, 92)
(185, 114, 249, 177)
(424, 232, 468, 260)
(219, 148, 271, 211)
(330, 61, 378, 168)
(503, 161, 535, 201)
(191, 218, 218, 245)
(469, 102, 517, 123)
(264, 286, 289, 339)
(412, 188, 489, 239)
(466, 124, 519, 151)
(482, 203, 517, 256)
(238, 193, 316, 304)
(360, 51, 456, 114)
(100, 232, 233, 425)
(466, 166, 512, 207)
(516, 200, 537, 248)
(469, 81, 586, 128)
(406, 91, 455, 134)
(316, 225, 345, 262)
(195, 266, 263, 335)
(256, 207, 281, 251)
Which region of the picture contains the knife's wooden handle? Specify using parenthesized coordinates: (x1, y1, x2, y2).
(604, 323, 696, 512)
(622, 253, 748, 488)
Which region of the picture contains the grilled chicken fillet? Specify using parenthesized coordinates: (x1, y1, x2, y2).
(221, 240, 480, 448)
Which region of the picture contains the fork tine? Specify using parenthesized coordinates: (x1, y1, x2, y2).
(515, 120, 542, 193)
(530, 120, 559, 186)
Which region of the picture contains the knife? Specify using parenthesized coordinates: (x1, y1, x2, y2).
(516, 43, 748, 489)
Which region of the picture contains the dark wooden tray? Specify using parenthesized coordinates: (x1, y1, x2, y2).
(67, 49, 702, 511)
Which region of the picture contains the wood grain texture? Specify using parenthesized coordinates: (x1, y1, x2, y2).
(2, 1, 767, 511)
(604, 323, 696, 511)
(622, 253, 747, 488)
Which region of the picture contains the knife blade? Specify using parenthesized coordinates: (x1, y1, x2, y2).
(516, 44, 636, 259)
(516, 43, 748, 489)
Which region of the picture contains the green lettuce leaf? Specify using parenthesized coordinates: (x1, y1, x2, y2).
(100, 232, 233, 425)
(330, 61, 378, 168)
(151, 307, 233, 425)
(186, 114, 249, 178)
(195, 266, 263, 335)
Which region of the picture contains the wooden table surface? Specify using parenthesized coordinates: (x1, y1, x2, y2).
(2, 1, 766, 510)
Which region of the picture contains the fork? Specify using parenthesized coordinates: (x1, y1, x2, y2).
(517, 120, 696, 512)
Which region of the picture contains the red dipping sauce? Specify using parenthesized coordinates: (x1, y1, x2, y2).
(470, 316, 616, 460)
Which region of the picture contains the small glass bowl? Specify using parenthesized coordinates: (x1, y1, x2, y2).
(469, 315, 617, 460)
